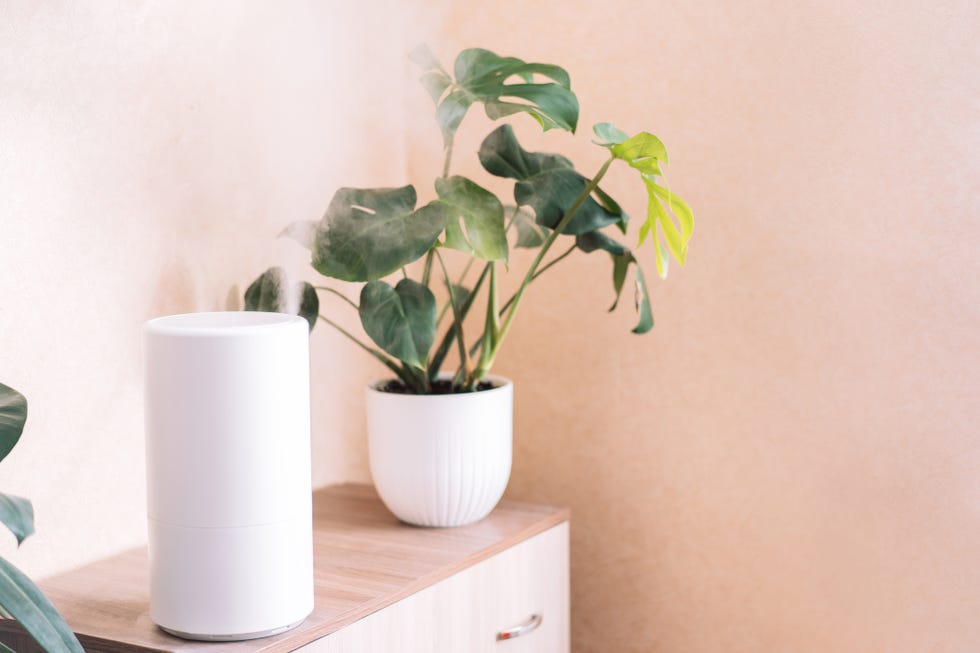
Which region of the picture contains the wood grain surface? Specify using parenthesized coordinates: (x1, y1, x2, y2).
(0, 484, 568, 653)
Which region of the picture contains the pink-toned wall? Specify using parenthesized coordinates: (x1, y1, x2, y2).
(0, 2, 412, 577)
(416, 0, 980, 651)
(2, 2, 978, 652)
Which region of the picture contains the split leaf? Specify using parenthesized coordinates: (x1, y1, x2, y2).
(479, 125, 626, 236)
(435, 176, 508, 262)
(412, 45, 579, 146)
(311, 186, 448, 282)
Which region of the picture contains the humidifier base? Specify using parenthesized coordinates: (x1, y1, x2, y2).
(159, 617, 308, 642)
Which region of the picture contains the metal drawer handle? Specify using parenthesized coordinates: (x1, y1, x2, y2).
(496, 613, 542, 641)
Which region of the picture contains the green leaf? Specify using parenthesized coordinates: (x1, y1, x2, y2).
(601, 126, 694, 270)
(611, 254, 631, 311)
(434, 176, 508, 262)
(0, 556, 84, 653)
(409, 44, 444, 71)
(0, 385, 26, 465)
(311, 186, 449, 282)
(591, 184, 629, 234)
(412, 48, 579, 146)
(478, 124, 573, 179)
(359, 279, 436, 370)
(479, 125, 624, 236)
(593, 122, 629, 145)
(435, 89, 473, 145)
(243, 267, 319, 331)
(611, 131, 669, 175)
(0, 495, 33, 546)
(510, 206, 549, 248)
(411, 44, 453, 104)
(419, 71, 452, 104)
(632, 265, 654, 334)
(449, 285, 472, 312)
(576, 230, 629, 257)
(651, 183, 695, 241)
(575, 233, 654, 332)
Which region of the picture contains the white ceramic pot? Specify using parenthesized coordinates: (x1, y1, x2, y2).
(366, 376, 513, 527)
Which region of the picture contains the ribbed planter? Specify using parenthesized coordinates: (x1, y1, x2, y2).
(366, 376, 512, 527)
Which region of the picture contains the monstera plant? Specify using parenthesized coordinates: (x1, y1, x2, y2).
(245, 45, 694, 394)
(0, 383, 84, 653)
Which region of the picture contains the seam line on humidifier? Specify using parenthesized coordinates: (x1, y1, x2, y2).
(146, 514, 310, 531)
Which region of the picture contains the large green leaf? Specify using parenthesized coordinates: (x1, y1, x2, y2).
(575, 232, 654, 333)
(479, 125, 625, 236)
(311, 186, 449, 282)
(0, 385, 26, 465)
(434, 176, 508, 262)
(411, 45, 579, 146)
(0, 556, 84, 653)
(243, 267, 319, 331)
(510, 206, 549, 248)
(0, 494, 33, 546)
(359, 279, 436, 370)
(595, 122, 693, 277)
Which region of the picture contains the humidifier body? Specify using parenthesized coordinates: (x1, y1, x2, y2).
(144, 312, 313, 641)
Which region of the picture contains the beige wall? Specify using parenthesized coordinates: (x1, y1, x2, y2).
(2, 1, 979, 652)
(0, 2, 414, 576)
(417, 1, 980, 651)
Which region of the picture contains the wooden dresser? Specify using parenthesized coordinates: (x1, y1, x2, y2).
(0, 484, 570, 653)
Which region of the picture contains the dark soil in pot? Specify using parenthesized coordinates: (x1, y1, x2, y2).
(377, 379, 498, 395)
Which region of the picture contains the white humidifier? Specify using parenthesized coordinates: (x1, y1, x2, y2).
(143, 311, 314, 641)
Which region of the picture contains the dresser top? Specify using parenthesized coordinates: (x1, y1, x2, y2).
(35, 484, 568, 653)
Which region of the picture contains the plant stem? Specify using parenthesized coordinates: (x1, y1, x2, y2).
(421, 250, 435, 288)
(434, 248, 471, 385)
(314, 286, 358, 311)
(436, 257, 475, 326)
(467, 240, 579, 359)
(493, 156, 616, 357)
(442, 138, 455, 178)
(317, 314, 408, 385)
(428, 263, 490, 381)
(472, 262, 499, 384)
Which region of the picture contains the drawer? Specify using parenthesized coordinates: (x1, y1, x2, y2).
(306, 522, 569, 653)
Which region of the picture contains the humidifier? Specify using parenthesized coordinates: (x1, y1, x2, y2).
(143, 311, 313, 641)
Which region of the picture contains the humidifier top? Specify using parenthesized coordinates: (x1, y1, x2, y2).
(144, 311, 305, 337)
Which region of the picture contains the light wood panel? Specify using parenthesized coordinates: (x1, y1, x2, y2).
(303, 523, 569, 653)
(0, 484, 568, 653)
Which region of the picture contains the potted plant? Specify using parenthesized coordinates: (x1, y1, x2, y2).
(245, 46, 694, 527)
(0, 383, 85, 653)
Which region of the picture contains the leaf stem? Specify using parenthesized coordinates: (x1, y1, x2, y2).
(436, 257, 474, 326)
(314, 286, 358, 311)
(504, 241, 576, 312)
(421, 250, 435, 288)
(472, 262, 499, 383)
(467, 242, 577, 360)
(442, 138, 455, 178)
(317, 314, 407, 384)
(434, 248, 472, 385)
(428, 263, 490, 381)
(494, 156, 616, 354)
